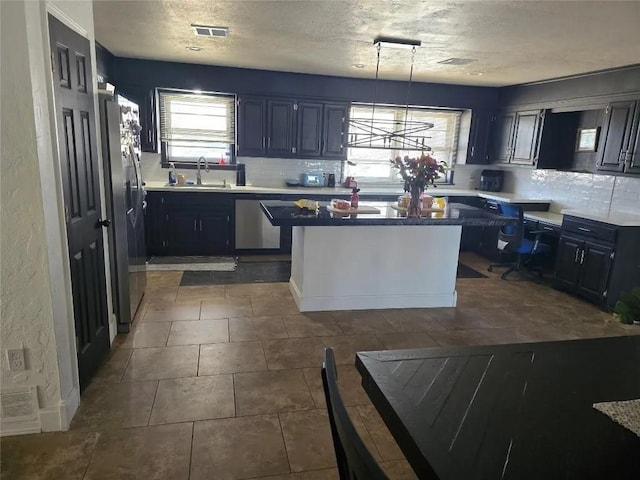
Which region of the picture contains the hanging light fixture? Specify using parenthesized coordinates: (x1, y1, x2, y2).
(347, 36, 434, 152)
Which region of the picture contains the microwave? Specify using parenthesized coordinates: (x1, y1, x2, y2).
(300, 172, 324, 188)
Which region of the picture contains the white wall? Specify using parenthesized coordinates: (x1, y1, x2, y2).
(1, 0, 107, 435)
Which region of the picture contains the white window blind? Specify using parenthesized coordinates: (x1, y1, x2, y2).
(159, 90, 235, 164)
(346, 105, 461, 184)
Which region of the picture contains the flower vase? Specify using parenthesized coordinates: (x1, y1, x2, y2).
(407, 186, 422, 218)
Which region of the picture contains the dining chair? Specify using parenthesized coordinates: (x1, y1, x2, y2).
(322, 348, 388, 480)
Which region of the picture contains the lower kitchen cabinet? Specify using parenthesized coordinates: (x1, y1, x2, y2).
(146, 192, 234, 256)
(554, 216, 639, 308)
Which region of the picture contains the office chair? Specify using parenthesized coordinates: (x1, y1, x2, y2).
(322, 348, 389, 480)
(487, 203, 551, 281)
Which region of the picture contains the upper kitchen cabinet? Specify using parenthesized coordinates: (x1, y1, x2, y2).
(267, 100, 297, 156)
(322, 103, 349, 159)
(465, 109, 493, 164)
(237, 95, 349, 160)
(597, 100, 639, 173)
(490, 110, 544, 166)
(237, 96, 267, 156)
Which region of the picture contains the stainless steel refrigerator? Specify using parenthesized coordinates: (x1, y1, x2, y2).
(99, 89, 146, 332)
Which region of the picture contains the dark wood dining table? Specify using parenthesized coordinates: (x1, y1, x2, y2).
(356, 335, 640, 480)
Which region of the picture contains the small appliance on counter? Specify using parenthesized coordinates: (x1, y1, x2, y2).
(480, 169, 504, 192)
(300, 172, 324, 188)
(235, 163, 246, 186)
(327, 173, 336, 188)
(344, 176, 358, 188)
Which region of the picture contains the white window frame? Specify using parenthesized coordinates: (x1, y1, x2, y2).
(346, 104, 462, 186)
(158, 88, 236, 167)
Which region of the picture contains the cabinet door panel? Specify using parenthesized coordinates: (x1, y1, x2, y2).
(578, 241, 613, 302)
(268, 100, 296, 156)
(492, 112, 515, 163)
(200, 213, 231, 253)
(554, 236, 582, 288)
(238, 97, 266, 156)
(597, 101, 635, 172)
(466, 109, 492, 164)
(626, 102, 640, 173)
(323, 103, 349, 159)
(166, 209, 200, 255)
(511, 110, 542, 165)
(297, 102, 323, 156)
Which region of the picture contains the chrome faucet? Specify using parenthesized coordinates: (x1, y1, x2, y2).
(196, 156, 209, 185)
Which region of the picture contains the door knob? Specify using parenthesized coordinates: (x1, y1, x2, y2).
(96, 219, 111, 228)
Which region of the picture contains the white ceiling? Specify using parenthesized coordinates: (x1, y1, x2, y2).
(93, 0, 640, 87)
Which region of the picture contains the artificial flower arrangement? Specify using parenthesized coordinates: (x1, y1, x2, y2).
(391, 153, 448, 216)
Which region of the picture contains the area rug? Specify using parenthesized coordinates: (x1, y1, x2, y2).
(593, 399, 640, 437)
(147, 256, 237, 272)
(457, 263, 488, 279)
(180, 261, 291, 285)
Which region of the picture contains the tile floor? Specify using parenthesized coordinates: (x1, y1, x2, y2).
(2, 252, 638, 480)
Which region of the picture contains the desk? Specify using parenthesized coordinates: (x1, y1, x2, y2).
(356, 336, 640, 479)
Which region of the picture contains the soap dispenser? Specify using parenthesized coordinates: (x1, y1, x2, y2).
(350, 187, 360, 209)
(168, 162, 177, 185)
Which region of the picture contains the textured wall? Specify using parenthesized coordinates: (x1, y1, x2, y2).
(1, 0, 61, 409)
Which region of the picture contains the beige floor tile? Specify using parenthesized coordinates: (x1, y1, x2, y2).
(280, 409, 337, 472)
(142, 302, 201, 322)
(200, 299, 254, 319)
(143, 287, 178, 303)
(70, 381, 157, 431)
(146, 271, 183, 288)
(229, 316, 289, 342)
(122, 345, 199, 381)
(176, 285, 226, 302)
(83, 423, 192, 480)
(0, 430, 99, 480)
(256, 470, 339, 480)
(199, 341, 267, 375)
(375, 332, 440, 350)
(322, 335, 385, 365)
(224, 283, 262, 298)
(427, 328, 501, 347)
(225, 282, 293, 299)
(235, 369, 315, 416)
(149, 375, 234, 425)
(284, 313, 343, 337)
(190, 414, 290, 480)
(303, 364, 371, 409)
(252, 297, 300, 316)
(90, 348, 132, 383)
(356, 404, 405, 461)
(333, 310, 397, 335)
(382, 310, 448, 333)
(119, 322, 171, 348)
(166, 319, 229, 346)
(380, 460, 419, 480)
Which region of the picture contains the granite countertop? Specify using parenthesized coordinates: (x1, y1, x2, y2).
(523, 211, 564, 227)
(144, 181, 552, 204)
(259, 201, 516, 227)
(561, 209, 640, 227)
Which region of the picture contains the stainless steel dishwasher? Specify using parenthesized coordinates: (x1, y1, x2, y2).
(235, 199, 281, 249)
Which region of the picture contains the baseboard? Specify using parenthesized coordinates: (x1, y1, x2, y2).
(0, 418, 41, 437)
(39, 385, 80, 432)
(290, 279, 457, 312)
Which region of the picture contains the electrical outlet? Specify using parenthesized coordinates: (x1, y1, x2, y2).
(8, 349, 26, 371)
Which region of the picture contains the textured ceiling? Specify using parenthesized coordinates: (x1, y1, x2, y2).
(93, 0, 640, 87)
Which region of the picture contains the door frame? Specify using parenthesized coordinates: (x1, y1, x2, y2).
(22, 1, 116, 430)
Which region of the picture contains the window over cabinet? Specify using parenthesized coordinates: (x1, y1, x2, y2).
(346, 105, 461, 184)
(158, 89, 236, 167)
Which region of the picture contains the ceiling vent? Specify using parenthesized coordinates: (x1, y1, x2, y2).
(191, 24, 229, 38)
(437, 58, 477, 66)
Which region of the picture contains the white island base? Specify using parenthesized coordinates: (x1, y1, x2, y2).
(289, 225, 462, 312)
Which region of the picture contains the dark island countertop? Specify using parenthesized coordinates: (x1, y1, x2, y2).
(260, 201, 516, 227)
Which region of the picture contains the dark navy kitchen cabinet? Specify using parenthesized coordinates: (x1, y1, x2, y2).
(322, 103, 349, 159)
(492, 110, 543, 165)
(238, 96, 267, 156)
(464, 109, 492, 164)
(492, 112, 516, 163)
(145, 192, 234, 255)
(597, 100, 640, 174)
(628, 103, 640, 173)
(267, 100, 297, 156)
(296, 102, 323, 156)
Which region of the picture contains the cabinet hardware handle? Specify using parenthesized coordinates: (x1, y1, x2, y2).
(471, 146, 475, 157)
(226, 216, 230, 223)
(199, 219, 202, 231)
(194, 219, 197, 232)
(267, 137, 271, 149)
(578, 227, 591, 232)
(292, 147, 297, 154)
(574, 248, 580, 263)
(580, 249, 585, 264)
(262, 137, 265, 149)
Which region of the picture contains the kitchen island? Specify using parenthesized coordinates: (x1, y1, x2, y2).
(260, 201, 514, 312)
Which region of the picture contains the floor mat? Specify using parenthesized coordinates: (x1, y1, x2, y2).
(457, 262, 488, 279)
(180, 261, 291, 285)
(147, 256, 237, 272)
